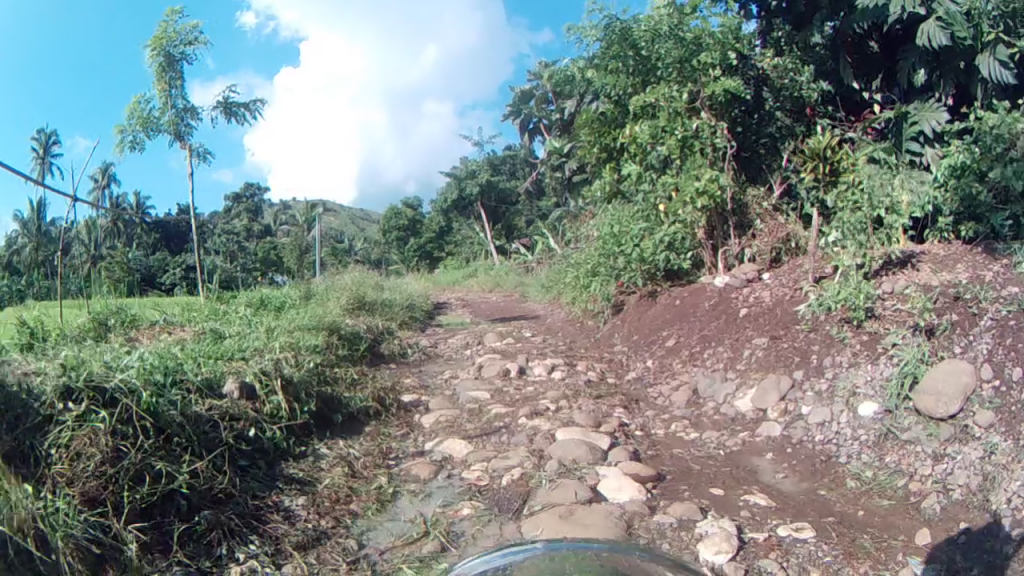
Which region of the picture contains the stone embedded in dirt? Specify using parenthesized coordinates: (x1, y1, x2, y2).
(428, 438, 474, 460)
(776, 522, 816, 540)
(767, 402, 788, 420)
(506, 362, 524, 378)
(1013, 367, 1023, 383)
(755, 421, 783, 438)
(516, 354, 530, 369)
(520, 504, 628, 540)
(973, 409, 996, 429)
(482, 333, 502, 346)
(428, 395, 456, 410)
(456, 379, 495, 393)
(479, 361, 509, 379)
(554, 427, 613, 451)
(530, 479, 596, 507)
(910, 359, 978, 419)
(730, 262, 762, 282)
(709, 488, 726, 496)
(399, 460, 442, 483)
(653, 514, 678, 526)
(696, 371, 736, 404)
(722, 562, 747, 576)
(607, 446, 639, 464)
(880, 280, 895, 294)
(857, 400, 882, 418)
(670, 385, 695, 408)
(755, 559, 788, 575)
(459, 390, 492, 404)
(695, 517, 740, 566)
(665, 501, 704, 521)
(894, 279, 911, 294)
(488, 448, 532, 474)
(980, 363, 995, 382)
(551, 371, 567, 381)
(475, 354, 503, 365)
(543, 459, 561, 475)
(572, 410, 602, 429)
(732, 387, 756, 413)
(807, 406, 832, 425)
(399, 394, 422, 407)
(741, 493, 777, 508)
(595, 466, 648, 503)
(546, 439, 607, 465)
(914, 527, 932, 546)
(751, 374, 794, 410)
(600, 416, 624, 433)
(420, 409, 461, 428)
(222, 376, 257, 401)
(461, 470, 490, 486)
(532, 363, 554, 377)
(615, 461, 660, 484)
(465, 450, 499, 464)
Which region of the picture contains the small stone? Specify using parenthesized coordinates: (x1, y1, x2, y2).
(881, 281, 895, 294)
(653, 514, 678, 526)
(894, 279, 911, 294)
(399, 460, 442, 483)
(807, 406, 832, 424)
(431, 438, 474, 459)
(546, 439, 607, 465)
(554, 427, 613, 451)
(980, 363, 995, 382)
(755, 559, 787, 575)
(755, 421, 783, 438)
(479, 361, 508, 379)
(482, 333, 502, 346)
(459, 390, 492, 404)
(428, 395, 456, 410)
(420, 409, 461, 428)
(506, 362, 524, 377)
(606, 446, 639, 463)
(222, 376, 257, 400)
(857, 401, 881, 418)
(1013, 367, 1023, 383)
(461, 470, 490, 486)
(766, 402, 787, 420)
(519, 504, 628, 540)
(740, 493, 777, 508)
(910, 359, 978, 420)
(533, 363, 554, 377)
(723, 562, 747, 576)
(530, 479, 596, 507)
(670, 386, 695, 407)
(615, 461, 660, 484)
(695, 517, 740, 566)
(915, 527, 932, 546)
(399, 394, 422, 407)
(751, 375, 794, 410)
(572, 410, 602, 429)
(543, 459, 561, 475)
(595, 466, 648, 503)
(709, 488, 726, 496)
(665, 501, 704, 521)
(776, 522, 816, 540)
(488, 448, 531, 473)
(973, 409, 996, 429)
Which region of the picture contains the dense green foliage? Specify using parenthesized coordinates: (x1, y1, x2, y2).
(0, 271, 431, 574)
(379, 0, 1024, 317)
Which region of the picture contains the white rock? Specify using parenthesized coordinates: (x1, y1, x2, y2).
(915, 527, 932, 546)
(430, 438, 474, 459)
(554, 427, 613, 451)
(755, 421, 783, 438)
(732, 387, 756, 413)
(420, 409, 460, 428)
(776, 522, 816, 540)
(857, 401, 881, 418)
(595, 466, 648, 503)
(695, 518, 740, 566)
(741, 493, 777, 508)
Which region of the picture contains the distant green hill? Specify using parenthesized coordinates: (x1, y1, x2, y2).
(275, 199, 380, 240)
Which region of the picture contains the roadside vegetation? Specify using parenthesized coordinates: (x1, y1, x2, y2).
(1, 0, 1023, 574)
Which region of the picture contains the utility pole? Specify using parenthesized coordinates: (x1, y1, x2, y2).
(315, 210, 321, 280)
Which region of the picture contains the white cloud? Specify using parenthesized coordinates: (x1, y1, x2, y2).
(65, 135, 97, 165)
(230, 0, 551, 207)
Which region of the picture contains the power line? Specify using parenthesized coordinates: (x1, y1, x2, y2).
(0, 158, 135, 217)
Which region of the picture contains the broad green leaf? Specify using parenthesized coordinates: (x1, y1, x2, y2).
(976, 43, 1018, 85)
(915, 16, 951, 50)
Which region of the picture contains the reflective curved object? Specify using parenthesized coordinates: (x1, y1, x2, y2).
(449, 539, 705, 576)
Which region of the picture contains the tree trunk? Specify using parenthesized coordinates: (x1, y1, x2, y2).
(186, 147, 206, 302)
(808, 206, 820, 284)
(57, 204, 73, 327)
(477, 199, 500, 265)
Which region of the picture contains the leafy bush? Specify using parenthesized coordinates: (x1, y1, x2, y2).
(934, 100, 1024, 241)
(548, 202, 697, 318)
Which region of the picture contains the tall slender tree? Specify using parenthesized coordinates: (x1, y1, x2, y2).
(114, 6, 266, 302)
(29, 125, 65, 199)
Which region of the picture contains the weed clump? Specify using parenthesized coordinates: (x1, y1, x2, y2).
(0, 271, 430, 574)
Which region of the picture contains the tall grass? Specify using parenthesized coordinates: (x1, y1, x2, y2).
(412, 261, 553, 301)
(0, 270, 431, 574)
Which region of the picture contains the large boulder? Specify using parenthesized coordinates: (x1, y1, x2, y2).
(910, 359, 978, 419)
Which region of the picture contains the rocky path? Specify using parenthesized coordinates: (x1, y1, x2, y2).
(360, 291, 1023, 576)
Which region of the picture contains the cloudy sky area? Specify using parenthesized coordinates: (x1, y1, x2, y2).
(0, 0, 644, 236)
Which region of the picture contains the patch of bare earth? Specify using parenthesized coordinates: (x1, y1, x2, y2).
(275, 242, 1024, 575)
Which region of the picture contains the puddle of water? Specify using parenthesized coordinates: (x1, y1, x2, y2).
(358, 479, 464, 549)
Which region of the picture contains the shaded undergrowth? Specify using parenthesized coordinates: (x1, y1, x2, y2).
(0, 270, 431, 575)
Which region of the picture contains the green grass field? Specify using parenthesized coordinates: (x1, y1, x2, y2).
(0, 296, 197, 343)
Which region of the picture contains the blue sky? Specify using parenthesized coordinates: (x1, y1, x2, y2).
(0, 0, 645, 234)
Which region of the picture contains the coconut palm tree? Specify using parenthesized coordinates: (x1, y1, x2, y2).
(29, 125, 65, 196)
(88, 161, 121, 215)
(5, 196, 58, 298)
